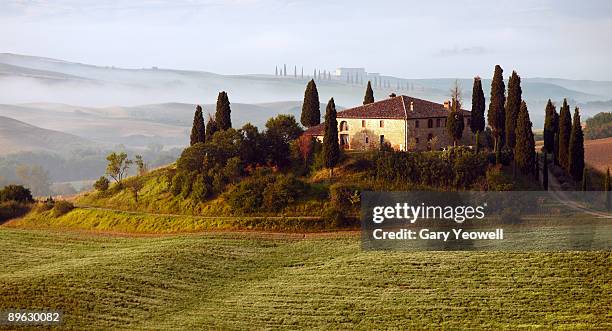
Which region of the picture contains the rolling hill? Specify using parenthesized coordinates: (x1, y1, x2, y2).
(2, 53, 612, 128)
(0, 116, 95, 155)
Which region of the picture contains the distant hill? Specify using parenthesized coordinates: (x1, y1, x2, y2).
(1, 53, 611, 129)
(0, 116, 94, 155)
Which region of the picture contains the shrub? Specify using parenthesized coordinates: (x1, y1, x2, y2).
(0, 185, 34, 203)
(180, 172, 196, 198)
(190, 174, 210, 202)
(37, 196, 55, 212)
(226, 179, 269, 214)
(94, 176, 110, 192)
(0, 201, 31, 222)
(171, 172, 187, 196)
(323, 206, 346, 228)
(262, 175, 305, 212)
(176, 143, 207, 173)
(329, 183, 360, 208)
(486, 165, 514, 191)
(226, 173, 306, 214)
(52, 200, 74, 217)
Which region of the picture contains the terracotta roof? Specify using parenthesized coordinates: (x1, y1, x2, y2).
(336, 95, 470, 120)
(304, 122, 325, 136)
(302, 95, 470, 137)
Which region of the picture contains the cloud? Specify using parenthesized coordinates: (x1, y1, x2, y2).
(435, 46, 488, 57)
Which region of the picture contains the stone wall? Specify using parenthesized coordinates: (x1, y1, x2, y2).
(338, 118, 406, 150)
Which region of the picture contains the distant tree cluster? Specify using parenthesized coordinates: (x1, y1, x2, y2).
(585, 112, 612, 140)
(175, 94, 306, 202)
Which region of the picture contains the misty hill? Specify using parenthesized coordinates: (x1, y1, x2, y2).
(0, 101, 339, 150)
(2, 53, 611, 119)
(0, 116, 94, 155)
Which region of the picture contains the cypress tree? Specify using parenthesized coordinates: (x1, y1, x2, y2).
(475, 131, 481, 153)
(446, 98, 464, 146)
(205, 114, 218, 141)
(301, 79, 321, 127)
(190, 105, 206, 146)
(568, 107, 585, 182)
(322, 98, 340, 178)
(543, 153, 548, 190)
(535, 152, 540, 180)
(470, 77, 486, 134)
(514, 101, 535, 174)
(543, 99, 556, 153)
(487, 65, 506, 155)
(553, 132, 560, 166)
(215, 91, 232, 130)
(505, 71, 522, 149)
(363, 81, 375, 105)
(558, 98, 572, 170)
(605, 167, 610, 211)
(581, 168, 588, 191)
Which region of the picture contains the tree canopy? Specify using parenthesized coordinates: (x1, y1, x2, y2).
(215, 91, 232, 130)
(505, 71, 522, 149)
(487, 65, 506, 151)
(568, 107, 585, 182)
(514, 101, 535, 174)
(558, 98, 572, 170)
(470, 77, 486, 134)
(190, 105, 206, 146)
(323, 98, 340, 175)
(363, 81, 374, 105)
(300, 80, 320, 127)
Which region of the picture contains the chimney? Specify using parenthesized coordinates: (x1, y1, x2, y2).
(443, 100, 451, 110)
(410, 101, 414, 111)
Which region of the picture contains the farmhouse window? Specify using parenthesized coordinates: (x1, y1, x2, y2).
(428, 119, 433, 128)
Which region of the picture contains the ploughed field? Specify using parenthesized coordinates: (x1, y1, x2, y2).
(584, 137, 612, 172)
(1, 228, 610, 330)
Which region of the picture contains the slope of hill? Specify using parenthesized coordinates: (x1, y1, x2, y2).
(585, 137, 612, 172)
(0, 116, 95, 155)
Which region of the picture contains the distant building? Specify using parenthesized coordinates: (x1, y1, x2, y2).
(304, 95, 474, 151)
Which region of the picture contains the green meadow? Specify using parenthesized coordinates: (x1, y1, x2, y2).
(0, 228, 610, 330)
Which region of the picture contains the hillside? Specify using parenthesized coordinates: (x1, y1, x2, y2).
(0, 228, 609, 329)
(0, 116, 95, 155)
(585, 137, 612, 172)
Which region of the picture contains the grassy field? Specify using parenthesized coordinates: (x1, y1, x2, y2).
(1, 228, 610, 330)
(10, 208, 347, 233)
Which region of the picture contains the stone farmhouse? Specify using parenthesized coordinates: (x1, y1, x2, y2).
(304, 95, 474, 151)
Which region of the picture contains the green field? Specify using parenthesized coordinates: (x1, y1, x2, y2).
(1, 228, 610, 329)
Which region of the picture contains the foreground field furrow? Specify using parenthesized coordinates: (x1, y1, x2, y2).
(0, 228, 610, 330)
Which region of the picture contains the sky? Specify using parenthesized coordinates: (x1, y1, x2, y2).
(2, 0, 612, 80)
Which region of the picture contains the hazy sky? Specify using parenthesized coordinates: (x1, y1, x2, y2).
(2, 0, 612, 80)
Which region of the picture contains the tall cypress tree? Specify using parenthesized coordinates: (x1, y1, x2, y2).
(470, 76, 486, 134)
(363, 81, 375, 105)
(205, 114, 218, 141)
(543, 99, 556, 153)
(190, 105, 206, 146)
(558, 99, 572, 170)
(543, 152, 548, 190)
(446, 98, 464, 146)
(215, 91, 232, 130)
(504, 71, 522, 149)
(487, 65, 506, 154)
(475, 131, 481, 153)
(581, 168, 588, 191)
(301, 79, 320, 127)
(514, 101, 535, 174)
(568, 107, 585, 182)
(553, 132, 560, 165)
(323, 98, 340, 177)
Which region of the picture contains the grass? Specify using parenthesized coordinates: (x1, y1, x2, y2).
(10, 208, 351, 234)
(0, 228, 610, 329)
